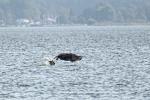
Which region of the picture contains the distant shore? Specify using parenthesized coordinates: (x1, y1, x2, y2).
(0, 23, 150, 28)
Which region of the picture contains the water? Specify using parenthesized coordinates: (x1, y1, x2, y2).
(0, 26, 150, 100)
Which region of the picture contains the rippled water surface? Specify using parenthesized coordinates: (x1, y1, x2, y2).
(0, 26, 150, 100)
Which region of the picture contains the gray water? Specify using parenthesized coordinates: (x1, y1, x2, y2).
(0, 26, 150, 100)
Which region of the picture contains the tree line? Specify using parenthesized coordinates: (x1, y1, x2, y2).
(0, 0, 150, 25)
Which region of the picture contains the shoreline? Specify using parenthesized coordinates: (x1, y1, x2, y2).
(0, 24, 150, 28)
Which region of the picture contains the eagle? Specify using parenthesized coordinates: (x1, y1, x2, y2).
(48, 53, 82, 65)
(54, 53, 82, 62)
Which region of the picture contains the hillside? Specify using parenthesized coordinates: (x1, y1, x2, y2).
(0, 0, 150, 25)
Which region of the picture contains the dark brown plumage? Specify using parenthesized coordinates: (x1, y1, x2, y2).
(54, 53, 82, 62)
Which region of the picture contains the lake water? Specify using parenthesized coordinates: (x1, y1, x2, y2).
(0, 26, 150, 100)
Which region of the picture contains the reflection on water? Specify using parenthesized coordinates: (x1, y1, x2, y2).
(0, 26, 150, 100)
